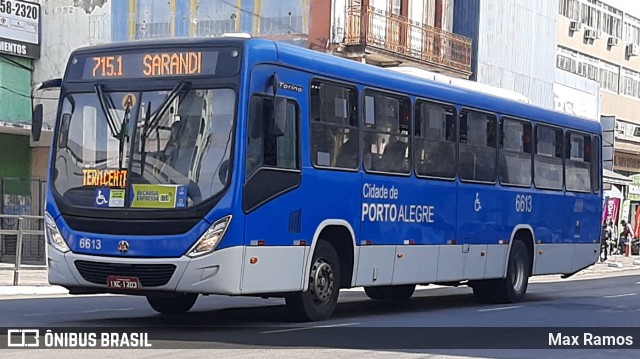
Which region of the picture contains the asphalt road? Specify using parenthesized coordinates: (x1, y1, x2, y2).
(1, 273, 639, 358)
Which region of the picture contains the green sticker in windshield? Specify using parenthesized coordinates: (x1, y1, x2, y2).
(130, 184, 188, 209)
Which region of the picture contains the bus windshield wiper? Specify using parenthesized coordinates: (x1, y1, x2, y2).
(94, 84, 120, 139)
(138, 81, 190, 166)
(95, 84, 135, 169)
(142, 80, 190, 139)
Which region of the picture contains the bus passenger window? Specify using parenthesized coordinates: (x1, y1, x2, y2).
(310, 81, 359, 169)
(459, 110, 497, 182)
(592, 136, 601, 193)
(414, 101, 456, 179)
(499, 118, 532, 187)
(362, 91, 411, 174)
(565, 132, 591, 192)
(246, 96, 299, 179)
(534, 125, 563, 190)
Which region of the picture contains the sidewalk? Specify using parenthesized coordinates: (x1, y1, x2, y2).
(1, 255, 639, 297)
(0, 262, 68, 296)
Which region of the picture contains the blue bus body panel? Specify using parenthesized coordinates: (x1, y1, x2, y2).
(46, 38, 602, 263)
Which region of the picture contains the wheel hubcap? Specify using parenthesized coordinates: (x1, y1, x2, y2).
(309, 259, 334, 305)
(511, 256, 525, 292)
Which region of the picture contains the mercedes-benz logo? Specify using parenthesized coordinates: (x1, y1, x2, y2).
(118, 241, 130, 253)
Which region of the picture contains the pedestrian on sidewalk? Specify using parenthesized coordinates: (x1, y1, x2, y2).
(600, 222, 608, 261)
(620, 220, 634, 255)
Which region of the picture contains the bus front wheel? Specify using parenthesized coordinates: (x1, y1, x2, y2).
(472, 240, 530, 304)
(285, 241, 341, 321)
(146, 293, 198, 314)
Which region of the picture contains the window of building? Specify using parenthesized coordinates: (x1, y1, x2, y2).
(459, 110, 497, 183)
(621, 68, 640, 99)
(624, 15, 640, 45)
(499, 118, 532, 187)
(414, 101, 456, 179)
(534, 125, 563, 190)
(363, 90, 411, 174)
(556, 47, 619, 93)
(310, 81, 359, 170)
(559, 0, 580, 21)
(246, 96, 299, 179)
(565, 132, 592, 192)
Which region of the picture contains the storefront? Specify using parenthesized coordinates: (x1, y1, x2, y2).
(602, 169, 633, 227)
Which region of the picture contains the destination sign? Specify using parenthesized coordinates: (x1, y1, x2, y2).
(64, 48, 243, 81)
(83, 51, 216, 79)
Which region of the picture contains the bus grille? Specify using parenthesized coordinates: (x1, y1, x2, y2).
(74, 261, 176, 287)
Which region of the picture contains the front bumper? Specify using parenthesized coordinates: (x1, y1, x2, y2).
(48, 244, 245, 295)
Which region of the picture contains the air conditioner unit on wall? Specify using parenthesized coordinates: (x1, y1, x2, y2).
(569, 21, 581, 32)
(627, 43, 640, 57)
(608, 37, 620, 46)
(584, 29, 596, 40)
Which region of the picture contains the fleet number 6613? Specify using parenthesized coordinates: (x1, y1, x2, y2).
(515, 194, 532, 213)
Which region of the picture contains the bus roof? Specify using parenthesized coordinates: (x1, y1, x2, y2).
(260, 39, 602, 135)
(67, 37, 601, 134)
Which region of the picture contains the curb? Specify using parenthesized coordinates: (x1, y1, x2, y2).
(0, 285, 68, 296)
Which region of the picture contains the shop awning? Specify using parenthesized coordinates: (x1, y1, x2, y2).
(603, 169, 633, 186)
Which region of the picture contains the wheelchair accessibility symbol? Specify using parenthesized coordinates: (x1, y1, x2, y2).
(474, 193, 482, 212)
(96, 190, 108, 206)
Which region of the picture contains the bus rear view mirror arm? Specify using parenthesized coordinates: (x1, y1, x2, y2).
(31, 78, 62, 142)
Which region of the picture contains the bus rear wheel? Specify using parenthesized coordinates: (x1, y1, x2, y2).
(146, 293, 198, 314)
(364, 285, 415, 301)
(472, 240, 530, 304)
(285, 241, 341, 321)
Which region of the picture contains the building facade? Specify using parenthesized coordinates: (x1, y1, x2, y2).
(1, 0, 41, 211)
(453, 0, 560, 109)
(557, 0, 640, 175)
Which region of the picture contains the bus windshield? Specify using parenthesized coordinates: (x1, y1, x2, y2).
(53, 87, 235, 209)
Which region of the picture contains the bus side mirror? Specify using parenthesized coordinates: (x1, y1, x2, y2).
(268, 97, 287, 137)
(32, 104, 43, 142)
(58, 113, 72, 149)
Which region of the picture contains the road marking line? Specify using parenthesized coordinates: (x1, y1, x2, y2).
(78, 308, 136, 314)
(262, 322, 358, 334)
(24, 307, 136, 316)
(604, 293, 637, 298)
(477, 305, 522, 312)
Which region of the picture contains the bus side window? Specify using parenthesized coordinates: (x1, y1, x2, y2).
(534, 125, 563, 190)
(565, 132, 591, 192)
(246, 95, 299, 179)
(362, 91, 411, 174)
(499, 118, 532, 187)
(459, 110, 497, 182)
(414, 101, 456, 179)
(310, 81, 359, 169)
(592, 136, 601, 193)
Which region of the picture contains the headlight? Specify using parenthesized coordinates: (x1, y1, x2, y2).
(45, 212, 70, 253)
(186, 215, 232, 258)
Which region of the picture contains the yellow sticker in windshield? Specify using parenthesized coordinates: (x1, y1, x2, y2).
(130, 184, 188, 209)
(83, 169, 128, 188)
(122, 93, 137, 109)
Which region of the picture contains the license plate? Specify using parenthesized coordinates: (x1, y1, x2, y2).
(107, 276, 141, 289)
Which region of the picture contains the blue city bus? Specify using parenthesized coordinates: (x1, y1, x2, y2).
(33, 35, 602, 321)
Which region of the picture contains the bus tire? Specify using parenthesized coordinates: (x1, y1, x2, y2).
(364, 285, 415, 301)
(472, 240, 530, 304)
(285, 241, 341, 321)
(146, 293, 198, 314)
